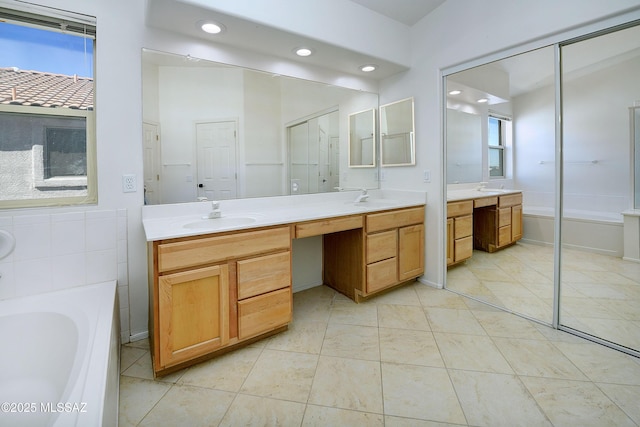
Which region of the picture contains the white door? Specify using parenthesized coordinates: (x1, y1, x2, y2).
(142, 122, 161, 204)
(318, 125, 330, 193)
(196, 121, 238, 200)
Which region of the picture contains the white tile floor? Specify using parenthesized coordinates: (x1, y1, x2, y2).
(447, 242, 640, 351)
(119, 282, 640, 426)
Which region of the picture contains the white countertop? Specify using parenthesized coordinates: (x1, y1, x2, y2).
(447, 188, 521, 202)
(142, 189, 427, 241)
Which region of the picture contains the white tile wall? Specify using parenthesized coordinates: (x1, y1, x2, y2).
(0, 209, 130, 341)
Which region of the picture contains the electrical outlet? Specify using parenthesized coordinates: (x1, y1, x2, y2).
(122, 174, 137, 193)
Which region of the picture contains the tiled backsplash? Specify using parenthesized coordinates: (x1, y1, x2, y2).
(0, 209, 130, 341)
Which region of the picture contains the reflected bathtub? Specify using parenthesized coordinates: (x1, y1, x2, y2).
(0, 281, 119, 427)
(522, 206, 623, 256)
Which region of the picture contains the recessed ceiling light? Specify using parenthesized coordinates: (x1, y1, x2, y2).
(360, 64, 376, 72)
(448, 90, 461, 95)
(199, 21, 225, 34)
(294, 47, 313, 57)
(477, 98, 489, 103)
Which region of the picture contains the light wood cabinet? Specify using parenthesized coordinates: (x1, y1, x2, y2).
(473, 193, 523, 252)
(447, 200, 473, 266)
(322, 206, 425, 301)
(148, 204, 426, 375)
(447, 192, 523, 263)
(149, 226, 292, 377)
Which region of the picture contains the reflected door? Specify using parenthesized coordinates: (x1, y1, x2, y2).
(196, 121, 238, 200)
(143, 121, 161, 204)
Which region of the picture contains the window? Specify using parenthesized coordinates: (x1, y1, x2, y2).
(488, 115, 511, 178)
(45, 126, 87, 179)
(0, 5, 96, 208)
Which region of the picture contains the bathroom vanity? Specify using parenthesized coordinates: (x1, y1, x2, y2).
(447, 190, 523, 267)
(143, 191, 425, 376)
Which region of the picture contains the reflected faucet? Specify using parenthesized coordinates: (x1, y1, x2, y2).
(204, 201, 222, 219)
(354, 189, 369, 203)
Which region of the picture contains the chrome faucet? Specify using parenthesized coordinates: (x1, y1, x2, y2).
(204, 201, 222, 219)
(354, 189, 369, 203)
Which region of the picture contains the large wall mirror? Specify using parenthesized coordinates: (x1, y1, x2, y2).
(348, 108, 376, 168)
(380, 97, 415, 166)
(142, 49, 379, 205)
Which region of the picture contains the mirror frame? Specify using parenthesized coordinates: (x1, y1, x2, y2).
(380, 97, 416, 167)
(348, 108, 376, 168)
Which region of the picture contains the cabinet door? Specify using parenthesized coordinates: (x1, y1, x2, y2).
(398, 224, 424, 280)
(511, 205, 523, 241)
(446, 218, 454, 265)
(158, 265, 229, 368)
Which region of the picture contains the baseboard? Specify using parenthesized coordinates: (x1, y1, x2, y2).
(129, 331, 149, 343)
(417, 276, 443, 289)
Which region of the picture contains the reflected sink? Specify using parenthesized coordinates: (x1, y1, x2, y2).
(347, 199, 399, 208)
(477, 188, 509, 193)
(181, 216, 257, 230)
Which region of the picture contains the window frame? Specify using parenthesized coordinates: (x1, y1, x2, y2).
(488, 114, 511, 179)
(0, 5, 97, 209)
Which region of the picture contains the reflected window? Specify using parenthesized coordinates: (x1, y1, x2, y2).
(488, 115, 510, 178)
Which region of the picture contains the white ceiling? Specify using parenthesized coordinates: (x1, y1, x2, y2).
(145, 0, 445, 80)
(349, 0, 446, 26)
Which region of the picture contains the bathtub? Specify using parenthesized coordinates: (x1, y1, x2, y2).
(0, 281, 119, 427)
(522, 206, 623, 256)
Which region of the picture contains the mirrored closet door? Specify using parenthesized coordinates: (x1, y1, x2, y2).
(445, 46, 557, 326)
(559, 23, 640, 354)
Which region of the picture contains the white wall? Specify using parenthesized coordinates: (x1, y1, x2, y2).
(379, 0, 640, 288)
(0, 0, 147, 341)
(513, 55, 639, 213)
(3, 0, 640, 343)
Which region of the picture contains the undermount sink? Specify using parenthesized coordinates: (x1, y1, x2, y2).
(181, 216, 257, 230)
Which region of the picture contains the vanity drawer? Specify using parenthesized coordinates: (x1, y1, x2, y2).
(474, 196, 498, 208)
(366, 207, 424, 233)
(366, 230, 397, 264)
(454, 215, 473, 239)
(295, 215, 363, 238)
(366, 257, 398, 293)
(238, 287, 291, 340)
(498, 208, 512, 227)
(498, 225, 512, 246)
(157, 226, 291, 273)
(237, 251, 291, 300)
(447, 200, 473, 218)
(498, 193, 522, 208)
(454, 236, 473, 262)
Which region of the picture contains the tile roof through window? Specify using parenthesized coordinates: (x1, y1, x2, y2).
(0, 67, 93, 110)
